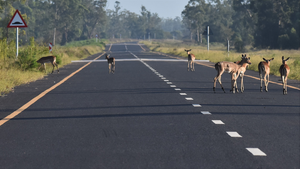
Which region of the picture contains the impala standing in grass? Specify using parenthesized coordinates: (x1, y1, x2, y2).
(37, 56, 59, 74)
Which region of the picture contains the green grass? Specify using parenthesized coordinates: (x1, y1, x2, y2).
(0, 39, 106, 96)
(141, 40, 300, 81)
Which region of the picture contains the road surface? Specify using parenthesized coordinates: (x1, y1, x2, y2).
(0, 42, 299, 168)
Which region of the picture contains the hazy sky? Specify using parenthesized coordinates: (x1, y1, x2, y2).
(106, 0, 189, 19)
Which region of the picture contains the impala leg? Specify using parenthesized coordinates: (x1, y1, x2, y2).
(51, 63, 55, 74)
(213, 77, 217, 93)
(217, 76, 225, 93)
(264, 74, 268, 92)
(236, 73, 239, 93)
(108, 63, 111, 74)
(265, 74, 269, 92)
(213, 73, 224, 93)
(54, 62, 59, 73)
(44, 64, 47, 73)
(192, 62, 195, 71)
(37, 64, 43, 72)
(112, 63, 115, 74)
(260, 73, 263, 92)
(187, 61, 190, 71)
(284, 77, 288, 95)
(241, 75, 244, 93)
(231, 74, 236, 94)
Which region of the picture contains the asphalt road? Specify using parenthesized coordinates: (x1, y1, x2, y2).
(0, 42, 299, 169)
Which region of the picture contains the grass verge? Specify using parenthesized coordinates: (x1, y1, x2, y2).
(0, 39, 105, 96)
(141, 40, 300, 81)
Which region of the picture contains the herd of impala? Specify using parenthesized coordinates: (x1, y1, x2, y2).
(35, 49, 291, 95)
(185, 49, 291, 95)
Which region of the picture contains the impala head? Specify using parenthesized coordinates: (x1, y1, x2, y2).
(282, 56, 290, 64)
(185, 49, 192, 54)
(106, 54, 110, 59)
(241, 54, 251, 65)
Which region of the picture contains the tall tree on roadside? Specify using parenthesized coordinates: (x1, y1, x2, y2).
(182, 0, 209, 43)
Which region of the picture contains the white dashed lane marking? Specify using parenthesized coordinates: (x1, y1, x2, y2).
(185, 97, 194, 101)
(130, 51, 267, 159)
(193, 104, 202, 107)
(226, 131, 242, 138)
(201, 111, 211, 115)
(246, 148, 267, 156)
(212, 120, 225, 124)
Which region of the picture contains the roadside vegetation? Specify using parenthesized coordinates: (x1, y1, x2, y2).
(141, 40, 300, 81)
(0, 38, 105, 96)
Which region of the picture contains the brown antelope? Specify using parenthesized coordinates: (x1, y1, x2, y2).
(37, 56, 59, 74)
(234, 58, 250, 93)
(258, 58, 274, 92)
(279, 56, 290, 95)
(213, 54, 251, 93)
(185, 49, 195, 71)
(106, 54, 115, 74)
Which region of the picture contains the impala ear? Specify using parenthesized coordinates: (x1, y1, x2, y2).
(286, 57, 290, 61)
(282, 56, 285, 60)
(271, 58, 274, 61)
(263, 58, 267, 61)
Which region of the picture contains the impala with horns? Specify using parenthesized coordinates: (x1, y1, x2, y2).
(37, 56, 59, 74)
(106, 54, 115, 74)
(184, 49, 195, 71)
(258, 58, 274, 92)
(213, 54, 251, 93)
(279, 56, 290, 95)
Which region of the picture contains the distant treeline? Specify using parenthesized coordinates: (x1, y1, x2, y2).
(0, 0, 299, 50)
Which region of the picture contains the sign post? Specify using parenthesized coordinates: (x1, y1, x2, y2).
(202, 26, 213, 51)
(7, 9, 28, 59)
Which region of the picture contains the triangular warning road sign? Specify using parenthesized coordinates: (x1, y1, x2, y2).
(7, 10, 28, 28)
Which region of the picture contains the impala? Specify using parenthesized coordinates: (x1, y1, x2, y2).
(106, 54, 115, 74)
(213, 54, 251, 93)
(234, 58, 250, 93)
(185, 49, 195, 71)
(258, 58, 274, 92)
(279, 56, 290, 95)
(37, 56, 59, 74)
